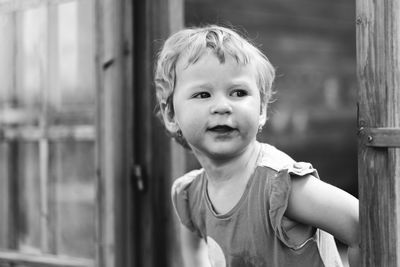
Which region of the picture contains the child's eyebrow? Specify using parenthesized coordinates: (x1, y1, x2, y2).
(183, 82, 213, 90)
(228, 79, 253, 88)
(181, 79, 254, 90)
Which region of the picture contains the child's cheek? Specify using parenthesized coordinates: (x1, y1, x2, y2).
(180, 119, 204, 140)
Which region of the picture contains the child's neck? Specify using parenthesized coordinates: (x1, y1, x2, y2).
(195, 141, 261, 186)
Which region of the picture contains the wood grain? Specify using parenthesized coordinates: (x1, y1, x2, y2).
(132, 1, 184, 267)
(0, 251, 94, 267)
(361, 128, 400, 147)
(356, 0, 400, 266)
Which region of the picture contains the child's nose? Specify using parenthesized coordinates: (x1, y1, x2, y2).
(210, 97, 232, 114)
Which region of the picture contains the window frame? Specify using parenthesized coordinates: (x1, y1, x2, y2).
(0, 0, 109, 266)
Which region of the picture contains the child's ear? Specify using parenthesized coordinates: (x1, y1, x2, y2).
(160, 101, 179, 133)
(259, 104, 267, 126)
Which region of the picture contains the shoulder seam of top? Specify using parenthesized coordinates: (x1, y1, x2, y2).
(257, 143, 295, 172)
(171, 168, 204, 195)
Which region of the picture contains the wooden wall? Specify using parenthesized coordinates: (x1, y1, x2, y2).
(185, 0, 358, 196)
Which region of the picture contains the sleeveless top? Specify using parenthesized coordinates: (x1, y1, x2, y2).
(171, 143, 343, 267)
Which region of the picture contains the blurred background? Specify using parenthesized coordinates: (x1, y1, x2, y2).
(0, 0, 357, 266)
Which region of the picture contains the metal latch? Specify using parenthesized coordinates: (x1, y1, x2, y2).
(359, 127, 400, 147)
(132, 163, 145, 192)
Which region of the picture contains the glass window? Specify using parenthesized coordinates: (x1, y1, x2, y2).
(0, 0, 96, 265)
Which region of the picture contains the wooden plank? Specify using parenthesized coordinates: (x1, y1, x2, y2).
(1, 125, 95, 141)
(95, 0, 132, 265)
(120, 0, 134, 266)
(96, 0, 120, 264)
(0, 251, 94, 267)
(132, 1, 183, 267)
(7, 141, 19, 250)
(360, 128, 400, 147)
(356, 0, 400, 266)
(7, 11, 19, 251)
(39, 138, 50, 252)
(39, 0, 50, 251)
(43, 3, 59, 254)
(0, 108, 94, 126)
(132, 1, 153, 266)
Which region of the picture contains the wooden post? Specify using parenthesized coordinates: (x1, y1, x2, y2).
(356, 0, 400, 266)
(95, 0, 133, 265)
(132, 0, 184, 267)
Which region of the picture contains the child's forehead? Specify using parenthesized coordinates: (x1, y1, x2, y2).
(174, 51, 260, 88)
(176, 50, 245, 72)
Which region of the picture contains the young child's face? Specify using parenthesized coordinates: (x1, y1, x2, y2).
(171, 52, 265, 160)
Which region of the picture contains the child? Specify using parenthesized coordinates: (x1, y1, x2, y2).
(155, 25, 359, 267)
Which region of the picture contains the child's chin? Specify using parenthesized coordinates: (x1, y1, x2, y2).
(204, 145, 247, 160)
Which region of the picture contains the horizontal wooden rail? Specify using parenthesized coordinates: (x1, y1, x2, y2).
(0, 125, 95, 141)
(0, 250, 94, 267)
(360, 127, 400, 147)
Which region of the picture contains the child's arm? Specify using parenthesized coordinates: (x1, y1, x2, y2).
(286, 174, 360, 267)
(180, 224, 211, 267)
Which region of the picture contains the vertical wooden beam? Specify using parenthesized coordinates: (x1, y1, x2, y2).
(121, 0, 134, 265)
(39, 138, 49, 252)
(47, 3, 59, 256)
(43, 4, 59, 254)
(132, 1, 152, 266)
(96, 0, 120, 263)
(356, 0, 400, 266)
(8, 140, 19, 250)
(132, 0, 183, 266)
(95, 0, 133, 265)
(8, 11, 20, 251)
(96, 0, 118, 265)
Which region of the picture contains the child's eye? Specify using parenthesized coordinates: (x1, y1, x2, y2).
(231, 89, 248, 97)
(192, 92, 210, 98)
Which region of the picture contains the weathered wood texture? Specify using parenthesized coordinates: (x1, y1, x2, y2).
(133, 0, 184, 267)
(356, 0, 400, 266)
(361, 128, 400, 147)
(95, 0, 133, 265)
(0, 251, 94, 267)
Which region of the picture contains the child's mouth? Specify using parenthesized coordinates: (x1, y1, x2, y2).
(208, 125, 236, 133)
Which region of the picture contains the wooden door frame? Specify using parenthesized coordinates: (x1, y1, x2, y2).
(131, 0, 185, 266)
(95, 0, 133, 265)
(96, 0, 184, 266)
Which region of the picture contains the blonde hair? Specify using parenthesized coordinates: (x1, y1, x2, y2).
(154, 25, 275, 148)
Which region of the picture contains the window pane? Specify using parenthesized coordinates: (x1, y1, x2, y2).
(0, 13, 14, 106)
(0, 0, 97, 262)
(48, 0, 95, 126)
(49, 141, 96, 258)
(18, 142, 41, 253)
(0, 143, 10, 249)
(19, 7, 47, 111)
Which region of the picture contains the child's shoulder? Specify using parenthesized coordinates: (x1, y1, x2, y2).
(258, 143, 295, 171)
(171, 168, 204, 197)
(170, 169, 205, 234)
(258, 143, 316, 177)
